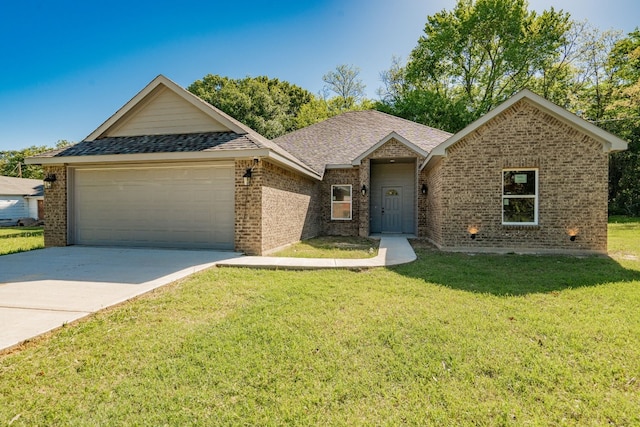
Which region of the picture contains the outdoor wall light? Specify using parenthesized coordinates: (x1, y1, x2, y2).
(242, 168, 253, 186)
(421, 183, 428, 195)
(43, 174, 57, 189)
(361, 184, 367, 196)
(468, 226, 479, 240)
(568, 228, 579, 242)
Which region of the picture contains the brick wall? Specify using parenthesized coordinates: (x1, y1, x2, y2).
(235, 159, 263, 255)
(261, 161, 320, 253)
(322, 138, 426, 237)
(43, 165, 67, 247)
(235, 159, 321, 255)
(419, 158, 444, 245)
(426, 99, 609, 253)
(321, 168, 360, 236)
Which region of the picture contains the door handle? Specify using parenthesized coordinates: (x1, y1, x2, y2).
(381, 208, 385, 215)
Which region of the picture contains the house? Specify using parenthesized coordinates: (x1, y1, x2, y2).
(0, 176, 44, 225)
(27, 75, 628, 255)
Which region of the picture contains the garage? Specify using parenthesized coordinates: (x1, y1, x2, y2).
(71, 163, 235, 249)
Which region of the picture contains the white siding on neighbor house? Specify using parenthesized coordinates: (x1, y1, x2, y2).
(0, 197, 28, 221)
(71, 163, 235, 249)
(27, 198, 41, 219)
(107, 87, 230, 137)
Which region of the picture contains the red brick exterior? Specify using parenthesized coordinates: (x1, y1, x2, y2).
(423, 99, 609, 253)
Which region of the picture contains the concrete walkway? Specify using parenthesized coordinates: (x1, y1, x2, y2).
(0, 237, 415, 352)
(217, 236, 416, 269)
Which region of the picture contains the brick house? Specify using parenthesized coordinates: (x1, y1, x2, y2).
(27, 75, 627, 255)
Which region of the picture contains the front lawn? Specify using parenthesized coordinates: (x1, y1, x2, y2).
(271, 236, 379, 258)
(0, 221, 639, 425)
(0, 227, 44, 256)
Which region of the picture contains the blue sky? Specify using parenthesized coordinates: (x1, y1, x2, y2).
(0, 0, 638, 151)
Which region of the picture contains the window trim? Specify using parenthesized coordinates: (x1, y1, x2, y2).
(502, 168, 539, 226)
(331, 184, 352, 220)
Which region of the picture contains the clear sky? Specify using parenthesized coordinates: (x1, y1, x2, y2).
(0, 0, 638, 151)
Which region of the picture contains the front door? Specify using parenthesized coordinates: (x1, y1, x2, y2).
(382, 187, 402, 233)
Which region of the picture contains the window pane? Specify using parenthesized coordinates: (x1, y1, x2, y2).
(504, 170, 536, 195)
(332, 202, 351, 219)
(332, 185, 351, 201)
(503, 197, 535, 223)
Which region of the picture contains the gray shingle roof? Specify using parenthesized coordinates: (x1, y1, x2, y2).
(33, 132, 262, 158)
(273, 110, 452, 175)
(0, 176, 43, 196)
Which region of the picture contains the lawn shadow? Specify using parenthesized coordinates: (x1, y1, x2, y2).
(392, 247, 640, 296)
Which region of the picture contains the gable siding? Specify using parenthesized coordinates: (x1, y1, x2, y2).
(107, 88, 230, 137)
(438, 100, 608, 252)
(0, 197, 28, 221)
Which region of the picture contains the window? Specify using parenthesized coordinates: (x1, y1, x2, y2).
(331, 185, 352, 220)
(502, 169, 538, 225)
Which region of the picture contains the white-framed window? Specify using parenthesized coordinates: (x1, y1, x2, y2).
(502, 169, 538, 225)
(331, 185, 352, 220)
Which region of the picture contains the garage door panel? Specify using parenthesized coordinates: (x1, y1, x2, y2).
(73, 165, 234, 249)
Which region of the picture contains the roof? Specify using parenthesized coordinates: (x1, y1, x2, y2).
(31, 132, 261, 158)
(26, 75, 321, 179)
(0, 176, 43, 197)
(273, 110, 452, 175)
(422, 89, 629, 169)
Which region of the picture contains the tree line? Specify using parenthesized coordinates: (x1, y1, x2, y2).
(1, 0, 637, 214)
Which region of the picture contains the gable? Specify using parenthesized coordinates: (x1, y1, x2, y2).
(352, 132, 428, 165)
(85, 75, 250, 141)
(104, 86, 231, 137)
(422, 89, 628, 170)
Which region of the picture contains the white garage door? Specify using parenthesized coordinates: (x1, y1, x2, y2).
(72, 163, 235, 249)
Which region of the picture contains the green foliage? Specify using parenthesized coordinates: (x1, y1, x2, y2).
(322, 64, 366, 110)
(296, 96, 374, 128)
(405, 0, 570, 115)
(187, 75, 313, 139)
(0, 140, 73, 179)
(603, 30, 640, 215)
(376, 89, 474, 133)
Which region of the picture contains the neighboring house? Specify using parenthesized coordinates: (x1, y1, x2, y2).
(0, 176, 44, 224)
(27, 75, 628, 255)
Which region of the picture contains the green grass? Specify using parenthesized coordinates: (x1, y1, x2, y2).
(0, 226, 43, 237)
(608, 216, 640, 261)
(0, 227, 44, 255)
(0, 222, 639, 425)
(271, 236, 379, 258)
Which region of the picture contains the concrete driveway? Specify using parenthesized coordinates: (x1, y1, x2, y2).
(0, 246, 241, 352)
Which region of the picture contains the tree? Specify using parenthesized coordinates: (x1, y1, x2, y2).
(296, 96, 374, 128)
(322, 64, 366, 110)
(602, 30, 640, 215)
(0, 140, 72, 179)
(405, 0, 571, 116)
(188, 75, 313, 139)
